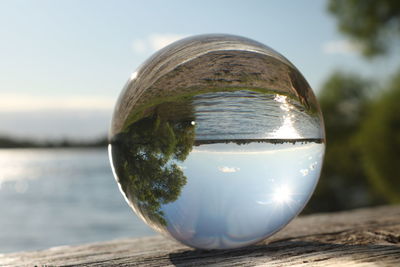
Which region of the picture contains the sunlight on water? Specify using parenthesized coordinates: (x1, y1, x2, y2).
(270, 94, 302, 139)
(0, 149, 155, 253)
(0, 149, 55, 193)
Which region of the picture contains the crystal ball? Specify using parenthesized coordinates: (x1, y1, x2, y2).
(109, 34, 325, 250)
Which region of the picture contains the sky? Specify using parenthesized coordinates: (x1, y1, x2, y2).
(0, 0, 399, 140)
(162, 142, 325, 249)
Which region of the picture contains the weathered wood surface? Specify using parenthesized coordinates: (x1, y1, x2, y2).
(1, 205, 399, 266)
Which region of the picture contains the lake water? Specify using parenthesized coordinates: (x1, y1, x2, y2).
(0, 148, 156, 253)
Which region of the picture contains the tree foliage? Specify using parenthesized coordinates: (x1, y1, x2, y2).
(307, 72, 380, 212)
(328, 0, 400, 57)
(314, 0, 400, 212)
(358, 73, 400, 203)
(111, 102, 195, 226)
(307, 70, 400, 213)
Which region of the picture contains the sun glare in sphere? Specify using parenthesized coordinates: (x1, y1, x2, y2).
(272, 185, 293, 204)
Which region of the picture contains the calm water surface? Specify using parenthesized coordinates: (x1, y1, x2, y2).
(0, 148, 155, 253)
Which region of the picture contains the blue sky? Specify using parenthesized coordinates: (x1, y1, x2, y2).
(0, 0, 398, 139)
(162, 142, 324, 249)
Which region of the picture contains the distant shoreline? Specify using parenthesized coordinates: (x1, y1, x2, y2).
(1, 136, 324, 149)
(0, 136, 108, 149)
(195, 138, 324, 146)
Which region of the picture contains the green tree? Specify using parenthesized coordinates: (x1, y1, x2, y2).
(307, 72, 382, 212)
(328, 0, 400, 57)
(111, 102, 196, 226)
(358, 72, 400, 203)
(325, 0, 400, 209)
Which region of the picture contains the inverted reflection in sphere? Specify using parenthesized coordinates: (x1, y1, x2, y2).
(109, 34, 325, 250)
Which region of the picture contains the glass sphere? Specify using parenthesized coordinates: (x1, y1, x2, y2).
(109, 34, 325, 250)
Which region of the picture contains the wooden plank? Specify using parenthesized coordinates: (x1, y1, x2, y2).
(1, 205, 399, 266)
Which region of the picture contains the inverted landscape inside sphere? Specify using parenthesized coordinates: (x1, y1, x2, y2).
(109, 34, 325, 249)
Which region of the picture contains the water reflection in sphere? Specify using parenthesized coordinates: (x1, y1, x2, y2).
(109, 34, 325, 250)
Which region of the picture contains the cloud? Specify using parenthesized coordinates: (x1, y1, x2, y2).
(132, 33, 188, 54)
(322, 40, 362, 55)
(0, 93, 115, 112)
(132, 39, 147, 53)
(218, 166, 240, 173)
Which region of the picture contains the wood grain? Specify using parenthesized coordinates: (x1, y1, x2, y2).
(1, 205, 399, 266)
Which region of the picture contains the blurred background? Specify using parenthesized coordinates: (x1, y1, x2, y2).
(0, 0, 399, 253)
